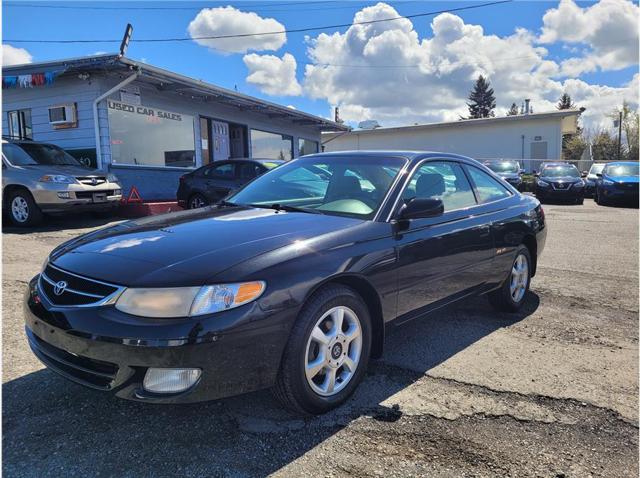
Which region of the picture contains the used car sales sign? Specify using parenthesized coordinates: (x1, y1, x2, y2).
(107, 100, 183, 122)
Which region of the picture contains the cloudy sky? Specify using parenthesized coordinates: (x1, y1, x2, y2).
(3, 0, 638, 130)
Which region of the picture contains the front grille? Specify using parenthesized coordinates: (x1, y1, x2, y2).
(551, 182, 573, 191)
(75, 190, 116, 199)
(76, 176, 107, 186)
(39, 264, 122, 307)
(28, 330, 118, 389)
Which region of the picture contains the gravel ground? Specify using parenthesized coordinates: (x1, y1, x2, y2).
(2, 199, 638, 477)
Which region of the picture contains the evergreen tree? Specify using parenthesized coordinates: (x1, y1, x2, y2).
(467, 75, 496, 119)
(557, 93, 575, 110)
(591, 131, 619, 162)
(507, 103, 519, 116)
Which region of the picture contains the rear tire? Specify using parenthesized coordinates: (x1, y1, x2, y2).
(273, 284, 372, 415)
(6, 189, 43, 227)
(488, 245, 531, 313)
(576, 197, 584, 205)
(188, 193, 208, 209)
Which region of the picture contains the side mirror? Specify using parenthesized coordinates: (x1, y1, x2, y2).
(519, 169, 525, 175)
(534, 172, 540, 177)
(596, 173, 602, 178)
(398, 198, 444, 220)
(581, 171, 588, 178)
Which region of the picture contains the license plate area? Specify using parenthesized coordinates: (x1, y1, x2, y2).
(93, 193, 108, 203)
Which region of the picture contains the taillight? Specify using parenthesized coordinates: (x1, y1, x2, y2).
(179, 175, 186, 183)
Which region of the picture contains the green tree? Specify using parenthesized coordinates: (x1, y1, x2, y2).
(557, 92, 575, 110)
(621, 102, 639, 161)
(507, 103, 519, 116)
(563, 133, 587, 161)
(467, 75, 496, 119)
(591, 131, 619, 162)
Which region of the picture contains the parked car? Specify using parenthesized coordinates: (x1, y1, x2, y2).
(594, 161, 639, 206)
(584, 163, 605, 197)
(25, 151, 546, 414)
(177, 158, 283, 209)
(534, 162, 585, 204)
(483, 159, 524, 190)
(2, 138, 122, 226)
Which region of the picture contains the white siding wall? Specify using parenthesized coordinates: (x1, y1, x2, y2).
(324, 117, 563, 161)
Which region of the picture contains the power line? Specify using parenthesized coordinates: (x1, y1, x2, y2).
(304, 54, 542, 69)
(5, 0, 512, 44)
(3, 1, 346, 10)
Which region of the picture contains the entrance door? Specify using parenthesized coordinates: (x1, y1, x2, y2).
(211, 121, 230, 161)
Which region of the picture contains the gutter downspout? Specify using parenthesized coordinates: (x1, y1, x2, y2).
(93, 69, 140, 170)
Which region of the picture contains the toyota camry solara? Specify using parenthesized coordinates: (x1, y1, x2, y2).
(25, 151, 546, 414)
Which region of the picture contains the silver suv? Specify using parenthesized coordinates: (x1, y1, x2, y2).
(2, 138, 122, 226)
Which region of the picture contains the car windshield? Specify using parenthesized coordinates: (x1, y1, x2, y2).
(541, 165, 580, 178)
(604, 163, 639, 177)
(485, 161, 519, 173)
(10, 143, 81, 166)
(229, 155, 407, 219)
(589, 163, 605, 175)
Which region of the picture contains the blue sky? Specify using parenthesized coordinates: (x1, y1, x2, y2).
(3, 1, 639, 128)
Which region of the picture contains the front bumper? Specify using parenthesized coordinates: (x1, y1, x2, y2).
(31, 182, 122, 213)
(535, 186, 584, 202)
(24, 276, 293, 403)
(599, 185, 639, 202)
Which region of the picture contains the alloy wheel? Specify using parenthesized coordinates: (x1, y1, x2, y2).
(11, 196, 29, 223)
(510, 254, 529, 303)
(304, 306, 362, 397)
(189, 196, 206, 209)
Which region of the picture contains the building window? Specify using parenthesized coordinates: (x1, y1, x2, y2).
(107, 100, 196, 168)
(251, 129, 293, 161)
(7, 109, 32, 140)
(298, 138, 319, 156)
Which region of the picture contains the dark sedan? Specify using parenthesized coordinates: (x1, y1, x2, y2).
(483, 159, 524, 190)
(534, 163, 585, 204)
(594, 161, 639, 206)
(176, 158, 283, 209)
(25, 151, 546, 414)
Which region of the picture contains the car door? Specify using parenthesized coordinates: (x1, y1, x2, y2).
(393, 160, 495, 320)
(203, 161, 238, 202)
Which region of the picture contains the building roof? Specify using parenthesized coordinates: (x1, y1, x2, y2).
(322, 109, 582, 138)
(4, 54, 349, 133)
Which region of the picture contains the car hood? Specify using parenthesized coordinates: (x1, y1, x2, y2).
(539, 176, 582, 182)
(50, 206, 364, 287)
(17, 164, 100, 176)
(605, 175, 639, 184)
(495, 172, 521, 180)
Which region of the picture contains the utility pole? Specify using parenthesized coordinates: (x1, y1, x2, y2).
(616, 110, 623, 161)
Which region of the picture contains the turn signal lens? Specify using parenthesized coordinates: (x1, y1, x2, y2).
(189, 281, 266, 316)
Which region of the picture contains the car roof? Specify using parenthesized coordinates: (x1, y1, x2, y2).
(302, 150, 480, 164)
(605, 161, 638, 166)
(483, 159, 519, 163)
(542, 162, 574, 167)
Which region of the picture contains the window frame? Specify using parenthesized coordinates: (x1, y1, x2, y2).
(204, 161, 237, 180)
(463, 164, 514, 205)
(7, 109, 32, 140)
(250, 128, 294, 161)
(298, 137, 319, 157)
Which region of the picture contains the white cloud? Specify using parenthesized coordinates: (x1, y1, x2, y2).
(2, 44, 32, 66)
(539, 0, 639, 76)
(301, 2, 637, 130)
(188, 6, 286, 54)
(243, 53, 302, 96)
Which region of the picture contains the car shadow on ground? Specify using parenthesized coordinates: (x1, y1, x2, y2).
(2, 293, 539, 476)
(2, 213, 123, 234)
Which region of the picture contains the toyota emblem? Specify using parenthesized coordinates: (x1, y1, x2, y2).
(53, 280, 68, 296)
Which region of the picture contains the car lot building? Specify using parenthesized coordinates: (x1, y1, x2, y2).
(323, 109, 583, 172)
(2, 54, 347, 200)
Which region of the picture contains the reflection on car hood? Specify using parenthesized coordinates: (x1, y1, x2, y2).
(539, 176, 581, 182)
(17, 164, 100, 176)
(495, 172, 521, 179)
(605, 175, 639, 184)
(50, 206, 364, 287)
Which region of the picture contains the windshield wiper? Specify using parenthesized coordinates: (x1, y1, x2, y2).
(216, 199, 239, 207)
(249, 203, 323, 214)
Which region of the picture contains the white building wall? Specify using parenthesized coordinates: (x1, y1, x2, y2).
(324, 117, 564, 163)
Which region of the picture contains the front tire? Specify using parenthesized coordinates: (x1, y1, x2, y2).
(488, 245, 531, 312)
(6, 189, 43, 227)
(188, 193, 208, 209)
(273, 285, 372, 415)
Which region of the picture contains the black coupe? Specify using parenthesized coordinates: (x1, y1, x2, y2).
(25, 151, 546, 414)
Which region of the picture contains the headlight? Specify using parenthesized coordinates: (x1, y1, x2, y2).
(573, 181, 584, 188)
(537, 180, 549, 187)
(107, 173, 119, 183)
(115, 281, 266, 318)
(39, 175, 76, 184)
(603, 179, 615, 186)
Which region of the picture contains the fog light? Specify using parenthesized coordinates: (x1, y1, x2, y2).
(57, 192, 71, 199)
(143, 368, 201, 393)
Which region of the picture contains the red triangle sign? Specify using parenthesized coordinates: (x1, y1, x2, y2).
(126, 185, 143, 204)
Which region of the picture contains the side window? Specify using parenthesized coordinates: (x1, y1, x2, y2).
(466, 166, 512, 204)
(238, 162, 260, 180)
(402, 161, 476, 212)
(205, 162, 235, 179)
